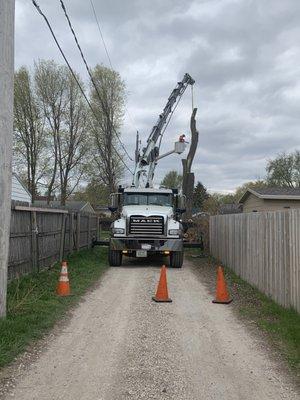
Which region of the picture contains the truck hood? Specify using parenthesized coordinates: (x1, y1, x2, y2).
(122, 205, 173, 218)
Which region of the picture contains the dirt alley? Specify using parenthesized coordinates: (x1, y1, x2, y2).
(2, 256, 299, 400)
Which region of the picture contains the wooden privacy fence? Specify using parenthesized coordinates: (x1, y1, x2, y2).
(210, 210, 300, 313)
(8, 203, 100, 280)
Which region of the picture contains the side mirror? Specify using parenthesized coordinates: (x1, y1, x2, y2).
(176, 195, 186, 213)
(108, 193, 119, 212)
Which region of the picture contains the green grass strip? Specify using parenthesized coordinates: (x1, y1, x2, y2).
(223, 267, 300, 371)
(0, 247, 108, 368)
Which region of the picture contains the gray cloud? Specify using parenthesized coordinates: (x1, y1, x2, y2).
(15, 0, 300, 191)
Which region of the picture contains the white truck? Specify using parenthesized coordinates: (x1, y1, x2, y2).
(108, 73, 195, 267)
(108, 187, 186, 267)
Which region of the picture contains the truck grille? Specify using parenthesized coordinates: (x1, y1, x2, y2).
(129, 215, 164, 236)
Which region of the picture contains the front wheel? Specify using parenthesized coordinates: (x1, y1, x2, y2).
(108, 248, 122, 266)
(169, 251, 183, 268)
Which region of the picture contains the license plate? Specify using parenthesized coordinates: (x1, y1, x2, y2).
(136, 250, 147, 257)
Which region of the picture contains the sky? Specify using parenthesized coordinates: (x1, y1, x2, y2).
(15, 0, 300, 192)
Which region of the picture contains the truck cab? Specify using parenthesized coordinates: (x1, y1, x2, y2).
(108, 187, 185, 267)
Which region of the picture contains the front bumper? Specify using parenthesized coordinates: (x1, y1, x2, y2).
(110, 237, 183, 252)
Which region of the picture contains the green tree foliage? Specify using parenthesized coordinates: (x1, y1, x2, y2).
(160, 170, 182, 189)
(73, 180, 110, 205)
(193, 181, 209, 211)
(266, 151, 300, 188)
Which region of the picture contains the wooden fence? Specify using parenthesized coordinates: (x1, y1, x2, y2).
(8, 203, 100, 280)
(210, 209, 300, 313)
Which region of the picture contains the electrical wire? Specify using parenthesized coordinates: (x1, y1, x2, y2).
(88, 0, 139, 134)
(59, 0, 134, 162)
(31, 0, 134, 175)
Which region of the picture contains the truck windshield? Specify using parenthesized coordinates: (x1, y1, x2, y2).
(124, 193, 172, 207)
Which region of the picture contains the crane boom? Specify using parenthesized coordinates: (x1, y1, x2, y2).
(132, 73, 195, 188)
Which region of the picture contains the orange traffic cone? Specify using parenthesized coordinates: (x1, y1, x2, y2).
(56, 261, 70, 296)
(152, 265, 172, 303)
(212, 266, 232, 304)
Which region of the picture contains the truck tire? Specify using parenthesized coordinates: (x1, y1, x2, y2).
(169, 251, 183, 268)
(108, 248, 122, 266)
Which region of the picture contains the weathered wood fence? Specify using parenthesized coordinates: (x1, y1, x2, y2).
(210, 209, 300, 313)
(8, 203, 100, 280)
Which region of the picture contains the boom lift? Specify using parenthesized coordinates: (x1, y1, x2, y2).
(108, 74, 195, 267)
(133, 73, 195, 188)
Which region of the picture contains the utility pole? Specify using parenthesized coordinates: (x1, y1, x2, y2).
(0, 0, 14, 317)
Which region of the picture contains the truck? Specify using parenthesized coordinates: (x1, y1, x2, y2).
(108, 73, 195, 267)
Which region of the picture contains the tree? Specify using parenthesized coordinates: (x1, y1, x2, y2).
(89, 65, 126, 193)
(57, 71, 89, 205)
(193, 181, 209, 211)
(73, 180, 110, 205)
(266, 151, 300, 188)
(160, 170, 182, 189)
(35, 60, 67, 203)
(35, 60, 89, 205)
(14, 66, 46, 199)
(202, 192, 235, 215)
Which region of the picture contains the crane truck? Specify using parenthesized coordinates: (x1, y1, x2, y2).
(108, 73, 195, 267)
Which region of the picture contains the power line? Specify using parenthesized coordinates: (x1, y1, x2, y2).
(59, 0, 134, 162)
(31, 0, 133, 175)
(88, 0, 139, 133)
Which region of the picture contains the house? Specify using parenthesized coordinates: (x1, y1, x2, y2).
(239, 187, 300, 213)
(219, 203, 242, 215)
(93, 205, 111, 217)
(34, 200, 95, 213)
(11, 174, 31, 204)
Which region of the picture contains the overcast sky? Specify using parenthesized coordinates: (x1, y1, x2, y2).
(15, 0, 300, 192)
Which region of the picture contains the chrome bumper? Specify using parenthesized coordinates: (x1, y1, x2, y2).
(110, 237, 183, 252)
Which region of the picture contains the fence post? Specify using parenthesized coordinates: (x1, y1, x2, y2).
(87, 214, 91, 249)
(97, 216, 100, 240)
(59, 214, 67, 262)
(69, 212, 74, 254)
(31, 211, 39, 272)
(76, 213, 81, 251)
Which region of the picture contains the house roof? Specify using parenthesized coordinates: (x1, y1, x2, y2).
(239, 187, 300, 203)
(34, 200, 95, 212)
(219, 203, 242, 214)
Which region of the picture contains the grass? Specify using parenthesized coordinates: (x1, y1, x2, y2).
(0, 247, 108, 369)
(187, 250, 300, 373)
(223, 266, 300, 371)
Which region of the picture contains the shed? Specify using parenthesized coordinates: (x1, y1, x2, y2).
(11, 174, 31, 204)
(239, 187, 300, 213)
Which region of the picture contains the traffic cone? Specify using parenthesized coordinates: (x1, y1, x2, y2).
(56, 260, 70, 296)
(152, 265, 172, 303)
(212, 266, 232, 304)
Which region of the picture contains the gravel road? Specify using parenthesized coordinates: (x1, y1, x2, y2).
(3, 257, 298, 400)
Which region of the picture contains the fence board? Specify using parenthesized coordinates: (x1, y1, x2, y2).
(8, 204, 98, 280)
(210, 209, 300, 313)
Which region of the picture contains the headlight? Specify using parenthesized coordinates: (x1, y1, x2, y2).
(168, 229, 180, 236)
(112, 228, 125, 234)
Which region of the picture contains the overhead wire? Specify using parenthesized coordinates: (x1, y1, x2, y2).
(31, 0, 134, 175)
(59, 0, 134, 162)
(88, 0, 139, 134)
